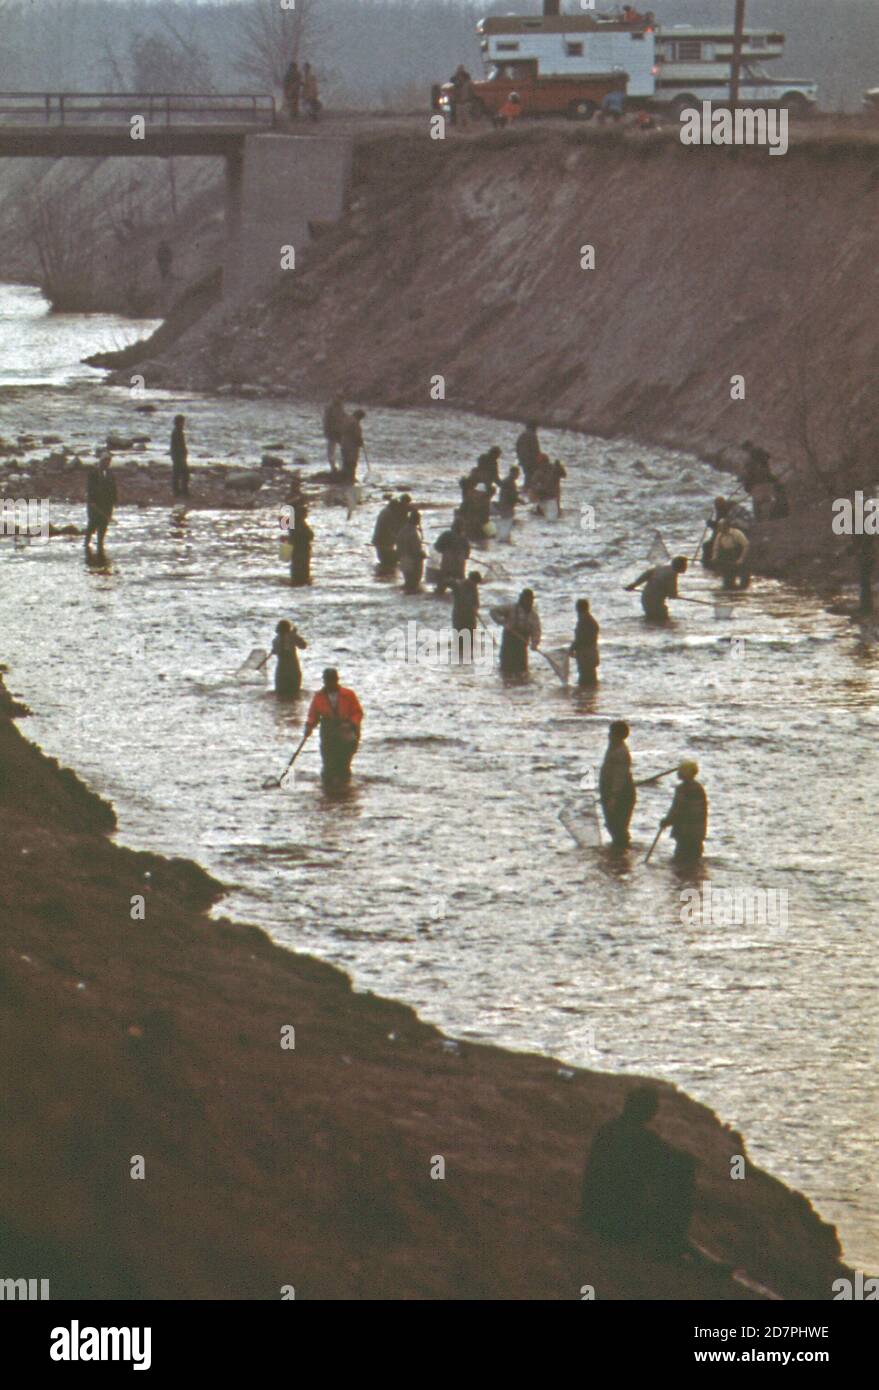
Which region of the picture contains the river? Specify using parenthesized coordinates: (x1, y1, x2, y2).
(1, 282, 876, 1273)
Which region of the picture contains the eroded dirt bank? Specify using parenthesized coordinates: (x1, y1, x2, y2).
(0, 666, 850, 1299)
(92, 127, 878, 599)
(112, 128, 878, 471)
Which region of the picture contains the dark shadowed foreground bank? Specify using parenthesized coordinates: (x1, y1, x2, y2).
(0, 669, 850, 1300)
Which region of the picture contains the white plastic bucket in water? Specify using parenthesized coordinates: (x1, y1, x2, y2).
(279, 541, 293, 562)
(495, 514, 514, 543)
(542, 498, 560, 522)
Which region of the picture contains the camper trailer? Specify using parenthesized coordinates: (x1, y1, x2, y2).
(436, 6, 817, 121)
(655, 24, 818, 114)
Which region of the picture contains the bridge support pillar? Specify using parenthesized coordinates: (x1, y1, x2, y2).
(223, 134, 352, 305)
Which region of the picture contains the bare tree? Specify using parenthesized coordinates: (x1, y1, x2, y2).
(18, 184, 95, 311)
(235, 0, 323, 92)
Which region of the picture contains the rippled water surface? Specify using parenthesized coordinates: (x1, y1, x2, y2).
(2, 285, 877, 1271)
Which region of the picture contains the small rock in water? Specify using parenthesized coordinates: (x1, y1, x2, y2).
(225, 471, 263, 493)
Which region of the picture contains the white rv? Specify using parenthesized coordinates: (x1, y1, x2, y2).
(655, 24, 818, 114)
(469, 10, 817, 115)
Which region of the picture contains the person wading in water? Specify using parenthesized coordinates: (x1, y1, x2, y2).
(270, 620, 307, 699)
(491, 588, 541, 675)
(289, 501, 314, 587)
(85, 454, 117, 558)
(170, 414, 190, 499)
(570, 597, 600, 688)
(599, 720, 636, 850)
(304, 668, 364, 787)
(661, 760, 708, 864)
(625, 556, 688, 623)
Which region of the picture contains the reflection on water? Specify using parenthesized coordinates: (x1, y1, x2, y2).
(0, 282, 159, 386)
(1, 288, 877, 1271)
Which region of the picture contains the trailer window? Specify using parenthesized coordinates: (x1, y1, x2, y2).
(565, 42, 584, 57)
(675, 40, 702, 60)
(496, 42, 520, 53)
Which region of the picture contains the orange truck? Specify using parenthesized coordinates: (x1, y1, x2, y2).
(437, 65, 628, 123)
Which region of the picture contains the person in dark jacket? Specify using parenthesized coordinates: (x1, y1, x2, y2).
(322, 394, 346, 472)
(156, 240, 173, 283)
(170, 414, 189, 498)
(474, 446, 502, 488)
(372, 497, 404, 571)
(570, 597, 600, 687)
(433, 515, 470, 593)
(451, 570, 482, 643)
(661, 761, 708, 862)
(85, 454, 117, 556)
(289, 501, 314, 586)
(302, 63, 321, 122)
(271, 619, 307, 699)
(491, 588, 541, 674)
(599, 719, 635, 849)
(580, 1086, 697, 1259)
(515, 421, 541, 488)
(397, 508, 425, 593)
(340, 409, 365, 483)
(283, 60, 302, 120)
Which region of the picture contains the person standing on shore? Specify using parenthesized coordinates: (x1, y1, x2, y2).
(304, 668, 364, 787)
(270, 619, 307, 699)
(170, 414, 190, 499)
(599, 720, 635, 850)
(85, 454, 117, 558)
(660, 761, 708, 864)
(570, 598, 600, 688)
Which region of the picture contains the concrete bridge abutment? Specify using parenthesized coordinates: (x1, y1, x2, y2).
(223, 134, 352, 305)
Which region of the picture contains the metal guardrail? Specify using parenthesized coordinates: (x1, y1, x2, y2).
(0, 93, 276, 126)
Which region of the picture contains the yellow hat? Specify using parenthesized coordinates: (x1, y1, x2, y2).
(678, 760, 699, 779)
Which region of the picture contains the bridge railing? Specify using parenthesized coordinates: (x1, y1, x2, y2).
(0, 93, 276, 127)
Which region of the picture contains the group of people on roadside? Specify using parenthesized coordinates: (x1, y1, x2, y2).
(282, 60, 321, 122)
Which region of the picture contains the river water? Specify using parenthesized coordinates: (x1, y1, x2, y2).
(1, 283, 877, 1273)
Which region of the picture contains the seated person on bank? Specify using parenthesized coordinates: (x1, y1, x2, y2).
(580, 1085, 697, 1259)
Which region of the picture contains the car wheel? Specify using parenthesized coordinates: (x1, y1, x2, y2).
(782, 92, 812, 117)
(670, 95, 699, 119)
(568, 99, 596, 121)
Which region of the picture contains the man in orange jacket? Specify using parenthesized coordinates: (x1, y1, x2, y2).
(304, 668, 364, 786)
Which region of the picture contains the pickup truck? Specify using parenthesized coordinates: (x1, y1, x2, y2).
(438, 64, 628, 123)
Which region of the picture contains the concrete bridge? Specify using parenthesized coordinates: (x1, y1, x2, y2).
(0, 94, 352, 303)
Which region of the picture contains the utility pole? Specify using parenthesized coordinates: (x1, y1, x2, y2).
(729, 0, 747, 106)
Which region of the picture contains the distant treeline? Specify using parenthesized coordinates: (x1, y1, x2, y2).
(0, 0, 875, 111)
